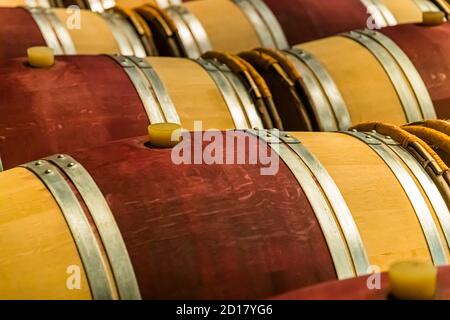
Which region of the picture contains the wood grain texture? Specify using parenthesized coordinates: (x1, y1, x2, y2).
(185, 0, 262, 52)
(147, 57, 235, 130)
(0, 56, 149, 169)
(297, 36, 408, 126)
(381, 23, 450, 119)
(0, 7, 46, 65)
(263, 0, 369, 45)
(0, 55, 258, 169)
(53, 9, 121, 54)
(0, 168, 91, 300)
(273, 265, 450, 300)
(380, 0, 423, 24)
(293, 132, 434, 270)
(72, 133, 336, 299)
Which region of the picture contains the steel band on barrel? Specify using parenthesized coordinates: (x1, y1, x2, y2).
(357, 29, 436, 120)
(345, 130, 448, 266)
(109, 13, 147, 58)
(368, 131, 450, 252)
(208, 59, 264, 129)
(109, 55, 180, 125)
(343, 31, 425, 123)
(101, 12, 135, 56)
(21, 160, 115, 300)
(45, 9, 77, 54)
(197, 58, 262, 129)
(286, 48, 351, 131)
(360, 0, 397, 27)
(46, 154, 141, 300)
(128, 56, 181, 124)
(412, 0, 441, 12)
(28, 8, 77, 54)
(232, 0, 288, 50)
(166, 5, 212, 59)
(246, 129, 367, 279)
(28, 7, 64, 54)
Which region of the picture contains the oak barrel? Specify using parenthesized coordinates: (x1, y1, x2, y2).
(240, 21, 450, 131)
(0, 54, 274, 170)
(1, 128, 450, 298)
(135, 0, 442, 58)
(0, 7, 152, 63)
(0, 0, 181, 9)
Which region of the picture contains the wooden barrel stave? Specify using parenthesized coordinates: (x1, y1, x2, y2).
(136, 0, 442, 58)
(2, 129, 450, 298)
(241, 22, 449, 131)
(0, 7, 149, 63)
(0, 7, 46, 64)
(0, 167, 92, 299)
(380, 23, 450, 119)
(0, 55, 270, 169)
(262, 0, 369, 45)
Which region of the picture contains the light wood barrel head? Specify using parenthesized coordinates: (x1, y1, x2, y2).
(296, 36, 408, 126)
(0, 168, 91, 300)
(146, 57, 236, 130)
(292, 132, 433, 270)
(184, 0, 262, 53)
(53, 9, 121, 54)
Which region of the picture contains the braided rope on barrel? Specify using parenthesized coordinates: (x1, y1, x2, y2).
(135, 4, 182, 56)
(405, 120, 450, 136)
(403, 125, 450, 167)
(351, 122, 448, 171)
(351, 122, 450, 220)
(202, 51, 283, 129)
(116, 6, 158, 55)
(239, 48, 315, 131)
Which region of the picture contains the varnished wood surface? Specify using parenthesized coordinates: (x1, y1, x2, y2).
(0, 168, 91, 300)
(293, 132, 436, 270)
(72, 134, 336, 299)
(148, 57, 236, 130)
(381, 0, 423, 24)
(53, 9, 121, 54)
(380, 23, 450, 119)
(297, 36, 408, 126)
(185, 0, 262, 53)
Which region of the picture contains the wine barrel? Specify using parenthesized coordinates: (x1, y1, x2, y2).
(135, 0, 442, 58)
(0, 54, 277, 170)
(1, 0, 183, 10)
(0, 7, 153, 64)
(240, 20, 450, 131)
(1, 126, 450, 299)
(401, 120, 450, 167)
(272, 266, 450, 300)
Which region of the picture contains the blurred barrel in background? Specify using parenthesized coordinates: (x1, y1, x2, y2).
(0, 0, 182, 10)
(135, 0, 443, 58)
(272, 266, 450, 300)
(0, 6, 154, 63)
(1, 128, 450, 298)
(240, 21, 450, 131)
(0, 53, 277, 169)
